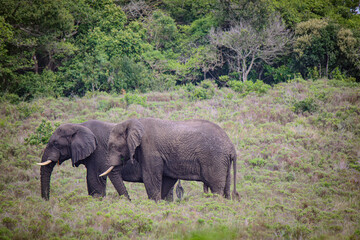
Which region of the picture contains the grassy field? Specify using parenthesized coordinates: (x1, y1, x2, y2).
(0, 78, 360, 239)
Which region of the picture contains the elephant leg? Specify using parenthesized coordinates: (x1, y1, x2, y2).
(203, 183, 209, 194)
(203, 171, 227, 197)
(86, 167, 106, 197)
(161, 177, 177, 201)
(224, 164, 231, 199)
(142, 165, 162, 201)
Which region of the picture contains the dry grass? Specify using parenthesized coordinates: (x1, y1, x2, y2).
(0, 78, 360, 239)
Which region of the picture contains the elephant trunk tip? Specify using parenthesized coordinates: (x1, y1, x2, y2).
(99, 166, 114, 177)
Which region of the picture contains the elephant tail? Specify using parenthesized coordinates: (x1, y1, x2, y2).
(176, 180, 184, 200)
(232, 153, 240, 201)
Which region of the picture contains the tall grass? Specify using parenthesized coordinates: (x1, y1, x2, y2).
(0, 78, 359, 239)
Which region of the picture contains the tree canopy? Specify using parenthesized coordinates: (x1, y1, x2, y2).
(0, 0, 359, 99)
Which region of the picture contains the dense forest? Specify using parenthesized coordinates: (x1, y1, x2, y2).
(1, 0, 359, 99)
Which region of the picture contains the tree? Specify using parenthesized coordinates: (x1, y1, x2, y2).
(162, 0, 216, 24)
(145, 10, 179, 50)
(294, 18, 359, 78)
(210, 16, 292, 82)
(192, 45, 223, 80)
(213, 0, 275, 30)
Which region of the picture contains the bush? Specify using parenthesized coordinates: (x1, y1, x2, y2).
(184, 80, 216, 101)
(228, 80, 271, 96)
(248, 157, 267, 167)
(181, 225, 239, 240)
(0, 93, 20, 104)
(327, 68, 359, 88)
(264, 65, 293, 83)
(292, 97, 318, 114)
(16, 102, 43, 120)
(124, 93, 147, 107)
(25, 120, 60, 145)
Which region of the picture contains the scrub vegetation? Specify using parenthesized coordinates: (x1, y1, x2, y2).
(1, 0, 360, 239)
(1, 77, 360, 239)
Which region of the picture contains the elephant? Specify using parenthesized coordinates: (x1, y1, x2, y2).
(100, 118, 239, 202)
(37, 120, 183, 201)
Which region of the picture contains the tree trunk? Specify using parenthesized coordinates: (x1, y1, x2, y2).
(325, 54, 329, 78)
(33, 54, 38, 74)
(242, 58, 247, 82)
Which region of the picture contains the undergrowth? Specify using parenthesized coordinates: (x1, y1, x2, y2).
(0, 78, 359, 239)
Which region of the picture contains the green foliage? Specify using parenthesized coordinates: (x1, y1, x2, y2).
(16, 70, 62, 100)
(2, 217, 17, 230)
(163, 0, 216, 25)
(110, 56, 152, 92)
(0, 93, 20, 104)
(330, 67, 356, 83)
(1, 0, 359, 99)
(180, 226, 238, 240)
(292, 97, 318, 114)
(183, 80, 216, 101)
(228, 80, 271, 96)
(264, 65, 293, 83)
(293, 19, 359, 79)
(16, 102, 43, 120)
(124, 93, 147, 107)
(146, 10, 179, 50)
(248, 157, 267, 167)
(186, 15, 218, 43)
(25, 120, 60, 145)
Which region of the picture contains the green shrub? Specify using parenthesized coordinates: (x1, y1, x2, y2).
(307, 66, 320, 80)
(0, 226, 13, 240)
(192, 88, 208, 100)
(248, 157, 267, 167)
(124, 93, 147, 107)
(180, 225, 239, 240)
(2, 217, 17, 230)
(349, 157, 360, 172)
(0, 93, 20, 104)
(25, 120, 60, 145)
(328, 68, 358, 87)
(16, 102, 42, 120)
(285, 172, 295, 182)
(228, 80, 271, 96)
(292, 97, 318, 114)
(97, 99, 112, 112)
(264, 64, 293, 83)
(184, 80, 216, 101)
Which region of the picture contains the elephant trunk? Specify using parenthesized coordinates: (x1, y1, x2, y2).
(40, 148, 58, 200)
(40, 164, 56, 200)
(107, 165, 130, 200)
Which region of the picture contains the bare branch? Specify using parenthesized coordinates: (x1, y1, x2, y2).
(210, 16, 292, 81)
(122, 0, 152, 20)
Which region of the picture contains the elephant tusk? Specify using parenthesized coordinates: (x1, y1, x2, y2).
(99, 166, 114, 177)
(36, 160, 53, 166)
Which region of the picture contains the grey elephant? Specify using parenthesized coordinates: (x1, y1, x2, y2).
(37, 120, 183, 200)
(100, 118, 239, 201)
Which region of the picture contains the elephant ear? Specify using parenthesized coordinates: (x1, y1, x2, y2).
(126, 119, 144, 164)
(70, 126, 97, 167)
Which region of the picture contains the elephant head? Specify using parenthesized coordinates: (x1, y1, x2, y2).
(100, 119, 144, 178)
(38, 124, 97, 200)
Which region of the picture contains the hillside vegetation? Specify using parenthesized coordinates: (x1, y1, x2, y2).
(0, 78, 360, 239)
